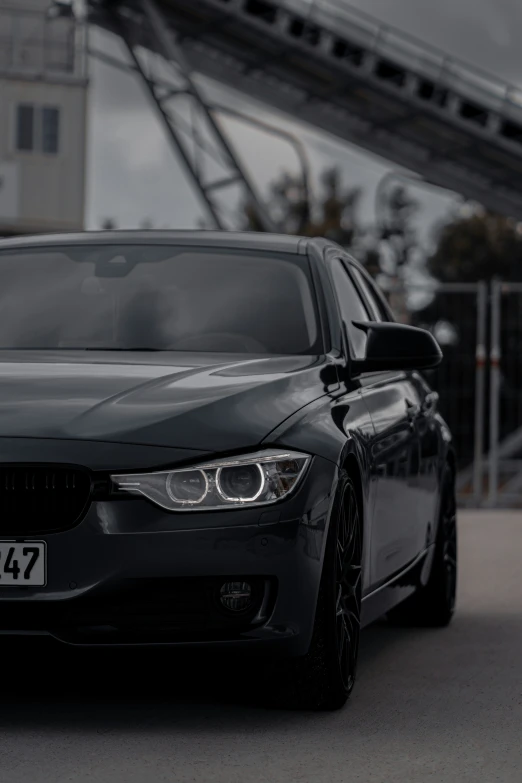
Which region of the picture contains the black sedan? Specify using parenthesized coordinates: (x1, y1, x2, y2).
(0, 230, 456, 709)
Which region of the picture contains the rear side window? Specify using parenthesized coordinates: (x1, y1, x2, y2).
(350, 264, 393, 321)
(330, 259, 370, 359)
(349, 266, 382, 321)
(350, 265, 391, 322)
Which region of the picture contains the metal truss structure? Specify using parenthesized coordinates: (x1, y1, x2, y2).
(88, 0, 522, 222)
(89, 0, 276, 230)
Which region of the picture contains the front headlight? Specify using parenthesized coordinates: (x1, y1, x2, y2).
(111, 450, 311, 511)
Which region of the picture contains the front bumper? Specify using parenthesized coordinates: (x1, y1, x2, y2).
(0, 449, 336, 657)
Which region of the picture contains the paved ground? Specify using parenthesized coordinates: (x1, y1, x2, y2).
(2, 511, 522, 783)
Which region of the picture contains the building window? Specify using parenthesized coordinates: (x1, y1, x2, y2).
(16, 105, 34, 152)
(15, 104, 61, 154)
(42, 107, 60, 154)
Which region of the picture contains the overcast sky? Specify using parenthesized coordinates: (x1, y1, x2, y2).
(86, 0, 522, 244)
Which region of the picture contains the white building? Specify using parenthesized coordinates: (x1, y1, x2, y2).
(0, 0, 88, 235)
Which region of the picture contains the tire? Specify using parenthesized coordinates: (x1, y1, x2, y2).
(387, 465, 457, 627)
(264, 473, 363, 710)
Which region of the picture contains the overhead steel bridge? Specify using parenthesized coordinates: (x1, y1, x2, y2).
(84, 0, 522, 228)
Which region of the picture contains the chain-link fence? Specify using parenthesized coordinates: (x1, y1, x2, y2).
(387, 282, 486, 506)
(387, 279, 522, 507)
(487, 282, 522, 507)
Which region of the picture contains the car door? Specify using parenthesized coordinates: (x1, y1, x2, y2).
(410, 370, 441, 550)
(329, 256, 421, 590)
(350, 265, 437, 568)
(346, 262, 424, 587)
(327, 256, 379, 594)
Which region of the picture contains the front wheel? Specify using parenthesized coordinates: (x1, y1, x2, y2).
(265, 473, 363, 710)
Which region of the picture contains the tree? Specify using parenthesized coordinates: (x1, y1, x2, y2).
(100, 217, 117, 230)
(243, 167, 364, 247)
(373, 183, 421, 323)
(99, 217, 155, 230)
(243, 169, 420, 293)
(378, 184, 420, 277)
(311, 168, 362, 246)
(428, 208, 522, 283)
(413, 207, 522, 470)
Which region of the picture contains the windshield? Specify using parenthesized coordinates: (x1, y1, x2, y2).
(0, 244, 321, 354)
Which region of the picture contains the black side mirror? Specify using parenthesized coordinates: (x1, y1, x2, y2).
(351, 321, 442, 374)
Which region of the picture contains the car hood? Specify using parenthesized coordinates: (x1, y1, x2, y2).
(0, 351, 331, 452)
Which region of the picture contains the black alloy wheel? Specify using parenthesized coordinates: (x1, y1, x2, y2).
(265, 473, 363, 710)
(335, 479, 362, 694)
(439, 470, 458, 618)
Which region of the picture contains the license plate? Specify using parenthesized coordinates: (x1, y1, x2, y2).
(0, 541, 46, 586)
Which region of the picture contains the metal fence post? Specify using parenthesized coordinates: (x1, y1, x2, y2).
(488, 280, 502, 506)
(473, 281, 487, 504)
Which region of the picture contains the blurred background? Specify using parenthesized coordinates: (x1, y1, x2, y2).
(3, 0, 522, 507)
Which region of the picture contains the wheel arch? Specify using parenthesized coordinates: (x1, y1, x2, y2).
(337, 449, 369, 592)
(341, 453, 364, 523)
(445, 448, 457, 483)
(432, 446, 457, 549)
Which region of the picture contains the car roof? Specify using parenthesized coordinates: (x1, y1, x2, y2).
(0, 230, 320, 255)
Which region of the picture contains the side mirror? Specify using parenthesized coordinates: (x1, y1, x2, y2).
(351, 321, 442, 374)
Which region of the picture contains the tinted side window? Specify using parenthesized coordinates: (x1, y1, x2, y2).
(331, 259, 370, 359)
(350, 265, 382, 321)
(16, 105, 34, 151)
(42, 107, 60, 154)
(351, 265, 393, 322)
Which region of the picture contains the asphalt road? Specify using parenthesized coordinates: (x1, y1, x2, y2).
(2, 511, 522, 783)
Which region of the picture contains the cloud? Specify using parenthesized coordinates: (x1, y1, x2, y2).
(99, 112, 166, 172)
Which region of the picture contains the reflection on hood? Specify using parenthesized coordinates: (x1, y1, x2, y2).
(0, 351, 328, 451)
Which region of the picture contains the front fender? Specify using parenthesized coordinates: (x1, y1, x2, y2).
(263, 389, 375, 596)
